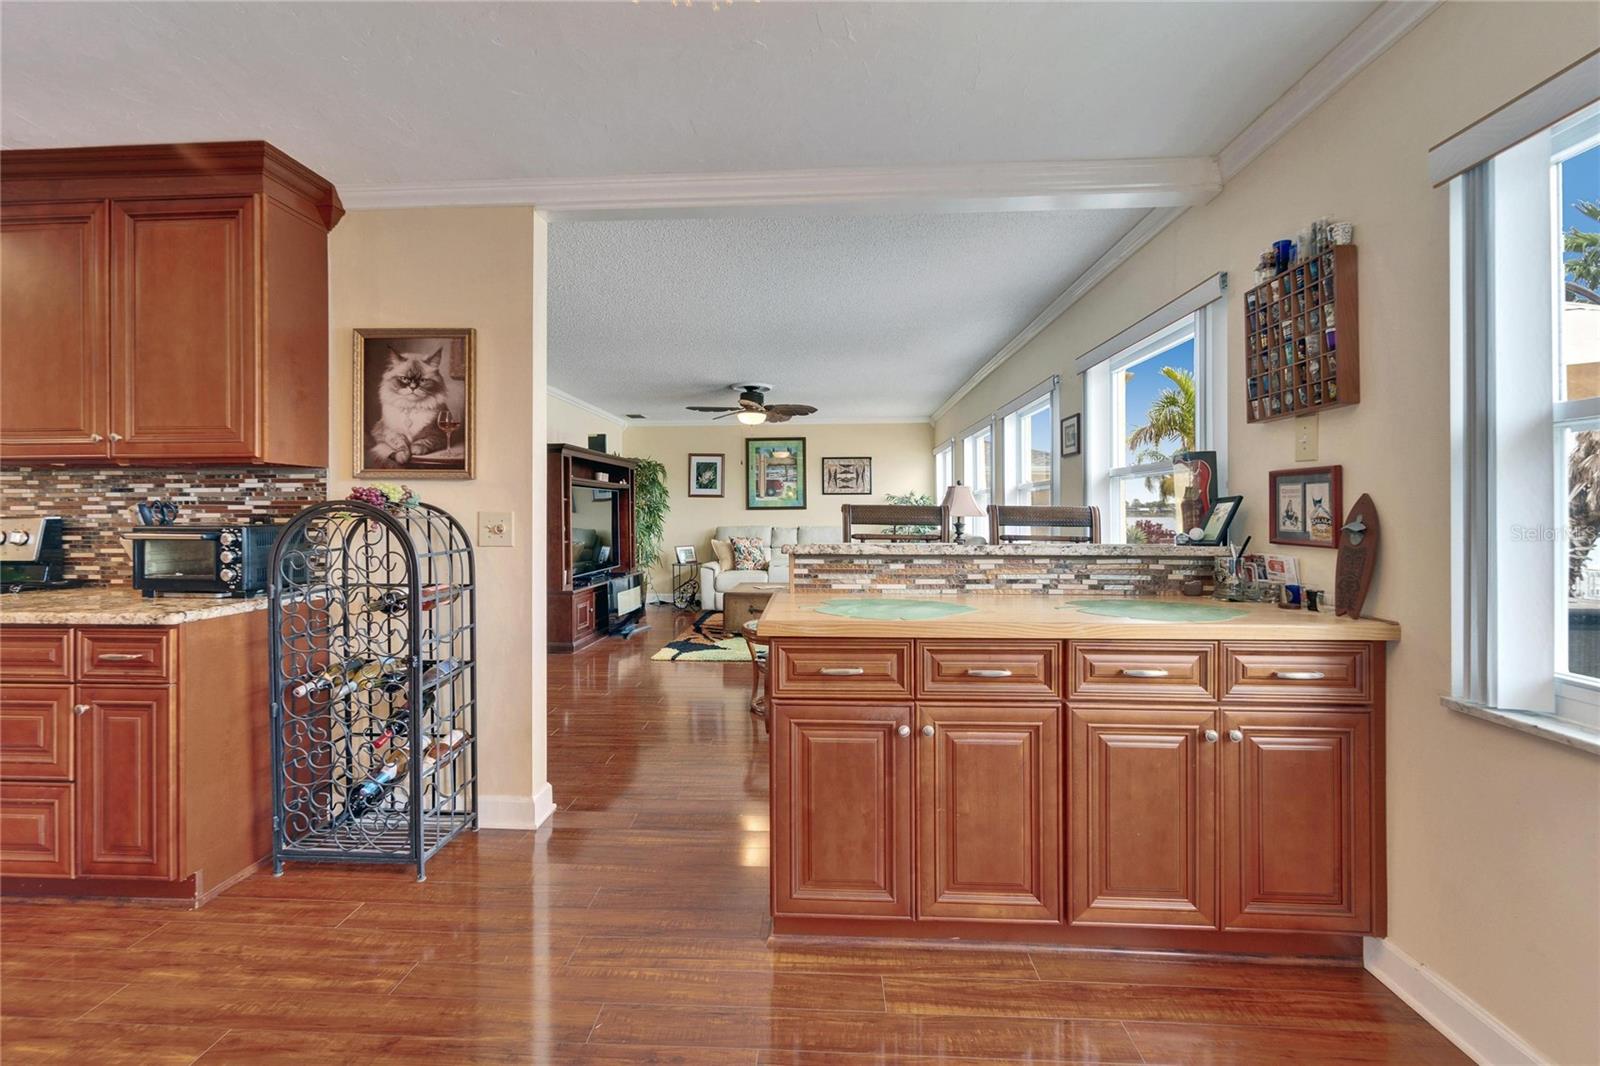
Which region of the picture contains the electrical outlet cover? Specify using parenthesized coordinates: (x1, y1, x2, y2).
(1295, 415, 1319, 462)
(478, 510, 514, 547)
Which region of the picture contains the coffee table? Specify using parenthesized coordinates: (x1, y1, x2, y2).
(723, 583, 786, 637)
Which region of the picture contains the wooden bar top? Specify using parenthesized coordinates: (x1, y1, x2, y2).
(757, 590, 1401, 642)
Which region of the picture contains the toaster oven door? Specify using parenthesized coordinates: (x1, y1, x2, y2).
(131, 531, 221, 583)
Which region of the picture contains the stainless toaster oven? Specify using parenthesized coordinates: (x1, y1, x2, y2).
(130, 524, 282, 598)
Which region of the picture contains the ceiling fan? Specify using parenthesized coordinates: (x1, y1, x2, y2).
(686, 384, 818, 425)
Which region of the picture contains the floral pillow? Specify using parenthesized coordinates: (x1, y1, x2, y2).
(730, 536, 770, 571)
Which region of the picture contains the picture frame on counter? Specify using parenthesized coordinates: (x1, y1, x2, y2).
(353, 327, 476, 479)
(688, 453, 725, 497)
(821, 456, 872, 495)
(1060, 414, 1081, 457)
(1269, 465, 1343, 548)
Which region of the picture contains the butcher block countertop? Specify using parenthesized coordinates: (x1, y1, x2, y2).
(756, 590, 1402, 642)
(0, 587, 269, 627)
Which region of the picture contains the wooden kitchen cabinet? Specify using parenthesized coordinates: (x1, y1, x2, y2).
(1069, 705, 1217, 928)
(773, 701, 913, 918)
(918, 703, 1060, 922)
(75, 685, 175, 880)
(0, 142, 341, 467)
(1221, 708, 1373, 933)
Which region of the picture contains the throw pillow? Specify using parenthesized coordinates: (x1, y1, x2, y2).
(710, 538, 734, 570)
(730, 536, 769, 571)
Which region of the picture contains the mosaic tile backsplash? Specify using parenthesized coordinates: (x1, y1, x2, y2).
(789, 549, 1223, 596)
(0, 466, 328, 585)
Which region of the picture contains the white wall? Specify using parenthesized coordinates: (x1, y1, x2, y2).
(934, 6, 1600, 1062)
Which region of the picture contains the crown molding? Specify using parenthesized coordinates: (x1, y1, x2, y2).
(623, 414, 935, 428)
(930, 204, 1187, 424)
(1218, 1, 1440, 180)
(338, 157, 1221, 217)
(547, 385, 630, 428)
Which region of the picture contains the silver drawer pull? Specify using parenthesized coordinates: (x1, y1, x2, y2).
(97, 653, 147, 662)
(818, 667, 866, 677)
(1119, 668, 1170, 678)
(965, 669, 1013, 678)
(1272, 670, 1326, 681)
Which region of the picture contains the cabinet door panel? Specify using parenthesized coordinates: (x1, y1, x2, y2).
(0, 683, 75, 779)
(0, 782, 74, 878)
(0, 200, 109, 459)
(1070, 706, 1217, 927)
(918, 703, 1061, 922)
(773, 701, 912, 917)
(76, 685, 175, 880)
(1222, 709, 1371, 932)
(110, 197, 256, 459)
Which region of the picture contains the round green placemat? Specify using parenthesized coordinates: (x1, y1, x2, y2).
(1058, 600, 1248, 622)
(814, 598, 977, 621)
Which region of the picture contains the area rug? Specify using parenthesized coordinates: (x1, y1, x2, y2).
(651, 610, 754, 662)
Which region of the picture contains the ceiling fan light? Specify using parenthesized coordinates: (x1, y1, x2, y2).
(736, 410, 767, 425)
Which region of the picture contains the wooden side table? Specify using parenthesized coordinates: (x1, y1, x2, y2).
(723, 582, 786, 637)
(742, 619, 770, 731)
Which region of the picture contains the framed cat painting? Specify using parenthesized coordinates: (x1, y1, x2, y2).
(353, 328, 476, 479)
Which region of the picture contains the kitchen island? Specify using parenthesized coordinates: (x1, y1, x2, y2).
(761, 589, 1400, 957)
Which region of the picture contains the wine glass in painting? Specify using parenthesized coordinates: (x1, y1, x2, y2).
(437, 407, 463, 453)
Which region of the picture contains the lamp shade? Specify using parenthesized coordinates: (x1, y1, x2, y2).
(941, 483, 985, 518)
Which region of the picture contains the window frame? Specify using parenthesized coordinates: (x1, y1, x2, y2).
(933, 439, 954, 505)
(997, 377, 1058, 509)
(957, 416, 997, 541)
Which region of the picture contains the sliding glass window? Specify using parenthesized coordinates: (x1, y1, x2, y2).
(959, 420, 995, 542)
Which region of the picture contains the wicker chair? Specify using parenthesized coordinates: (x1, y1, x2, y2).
(839, 503, 951, 543)
(987, 504, 1101, 544)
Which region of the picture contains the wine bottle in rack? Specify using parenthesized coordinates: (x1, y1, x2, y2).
(332, 655, 407, 699)
(364, 583, 459, 615)
(292, 657, 362, 697)
(423, 729, 471, 773)
(343, 747, 409, 822)
(421, 658, 464, 688)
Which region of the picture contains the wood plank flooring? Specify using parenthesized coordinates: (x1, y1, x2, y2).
(0, 606, 1468, 1064)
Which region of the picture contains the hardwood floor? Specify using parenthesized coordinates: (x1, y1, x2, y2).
(0, 606, 1468, 1064)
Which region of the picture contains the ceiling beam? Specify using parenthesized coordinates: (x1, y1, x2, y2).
(338, 157, 1222, 217)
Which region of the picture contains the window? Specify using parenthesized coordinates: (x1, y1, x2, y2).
(1001, 386, 1056, 508)
(960, 420, 995, 541)
(933, 440, 954, 508)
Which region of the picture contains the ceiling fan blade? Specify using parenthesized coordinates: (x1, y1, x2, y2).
(763, 411, 792, 423)
(712, 411, 741, 420)
(765, 404, 818, 416)
(738, 398, 766, 411)
(686, 405, 740, 412)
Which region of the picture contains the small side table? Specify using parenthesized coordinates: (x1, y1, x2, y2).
(670, 560, 700, 611)
(743, 619, 770, 731)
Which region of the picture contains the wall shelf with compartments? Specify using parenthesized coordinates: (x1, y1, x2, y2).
(1244, 245, 1359, 423)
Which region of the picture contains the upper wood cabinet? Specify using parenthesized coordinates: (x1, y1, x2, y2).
(0, 142, 341, 468)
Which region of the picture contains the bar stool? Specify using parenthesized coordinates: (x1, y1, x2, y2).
(743, 619, 771, 731)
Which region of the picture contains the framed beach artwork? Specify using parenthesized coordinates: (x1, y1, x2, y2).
(688, 453, 725, 497)
(821, 457, 872, 495)
(353, 328, 475, 479)
(746, 437, 806, 509)
(1269, 466, 1343, 548)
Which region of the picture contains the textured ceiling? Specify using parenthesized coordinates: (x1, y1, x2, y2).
(549, 209, 1145, 421)
(1, 2, 1377, 185)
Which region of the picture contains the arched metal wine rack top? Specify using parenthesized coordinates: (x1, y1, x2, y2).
(268, 499, 478, 881)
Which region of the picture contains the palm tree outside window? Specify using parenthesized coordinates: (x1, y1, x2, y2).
(1105, 316, 1200, 543)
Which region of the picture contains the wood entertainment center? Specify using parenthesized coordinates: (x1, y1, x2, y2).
(547, 444, 643, 653)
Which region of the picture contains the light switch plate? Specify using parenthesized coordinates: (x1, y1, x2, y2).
(1294, 415, 1319, 462)
(478, 511, 514, 547)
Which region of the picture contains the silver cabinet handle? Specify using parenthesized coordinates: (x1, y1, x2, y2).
(73, 704, 91, 716)
(97, 653, 146, 661)
(921, 724, 935, 737)
(1204, 729, 1219, 743)
(1228, 729, 1244, 743)
(1120, 668, 1170, 678)
(1272, 670, 1326, 681)
(897, 724, 911, 737)
(965, 669, 1013, 678)
(89, 433, 104, 443)
(819, 667, 865, 677)
(109, 432, 123, 442)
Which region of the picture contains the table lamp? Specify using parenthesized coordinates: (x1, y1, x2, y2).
(941, 482, 985, 544)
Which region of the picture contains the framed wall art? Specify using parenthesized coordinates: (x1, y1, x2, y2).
(688, 453, 725, 497)
(1269, 465, 1343, 547)
(821, 456, 872, 495)
(354, 328, 475, 479)
(1060, 414, 1081, 457)
(746, 437, 806, 509)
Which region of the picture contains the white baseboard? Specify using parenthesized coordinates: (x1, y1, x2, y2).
(532, 782, 556, 828)
(1364, 938, 1546, 1065)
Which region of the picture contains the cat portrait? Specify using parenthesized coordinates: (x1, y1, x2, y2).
(355, 330, 475, 479)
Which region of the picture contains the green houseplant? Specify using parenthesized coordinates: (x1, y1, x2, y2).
(631, 456, 670, 598)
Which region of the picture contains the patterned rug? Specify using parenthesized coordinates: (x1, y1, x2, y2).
(651, 610, 754, 662)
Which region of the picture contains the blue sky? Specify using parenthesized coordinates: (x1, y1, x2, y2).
(1122, 337, 1194, 465)
(1563, 141, 1598, 282)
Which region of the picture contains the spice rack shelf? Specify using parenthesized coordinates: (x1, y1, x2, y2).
(1245, 245, 1359, 423)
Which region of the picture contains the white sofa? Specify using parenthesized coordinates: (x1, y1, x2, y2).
(699, 524, 841, 610)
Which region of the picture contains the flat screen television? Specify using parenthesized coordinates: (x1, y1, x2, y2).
(571, 487, 620, 582)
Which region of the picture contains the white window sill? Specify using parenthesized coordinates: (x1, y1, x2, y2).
(1443, 697, 1600, 756)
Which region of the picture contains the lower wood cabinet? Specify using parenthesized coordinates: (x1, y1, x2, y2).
(1070, 705, 1217, 927)
(0, 782, 74, 878)
(75, 686, 174, 880)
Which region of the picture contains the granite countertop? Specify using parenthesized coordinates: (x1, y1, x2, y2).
(0, 587, 270, 626)
(756, 590, 1401, 642)
(783, 542, 1230, 558)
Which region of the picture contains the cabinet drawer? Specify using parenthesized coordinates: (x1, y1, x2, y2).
(0, 782, 74, 878)
(0, 627, 72, 682)
(573, 591, 597, 637)
(1221, 643, 1372, 704)
(918, 641, 1061, 700)
(77, 628, 173, 683)
(771, 640, 913, 699)
(1068, 641, 1215, 702)
(0, 684, 75, 779)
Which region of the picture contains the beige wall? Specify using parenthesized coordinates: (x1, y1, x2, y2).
(548, 390, 624, 449)
(935, 6, 1600, 1061)
(329, 206, 550, 828)
(618, 421, 934, 591)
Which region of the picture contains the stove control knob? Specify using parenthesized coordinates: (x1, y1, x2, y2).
(218, 567, 238, 584)
(219, 531, 239, 547)
(6, 529, 30, 546)
(218, 550, 238, 564)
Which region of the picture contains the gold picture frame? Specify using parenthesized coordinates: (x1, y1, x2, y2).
(353, 328, 476, 479)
